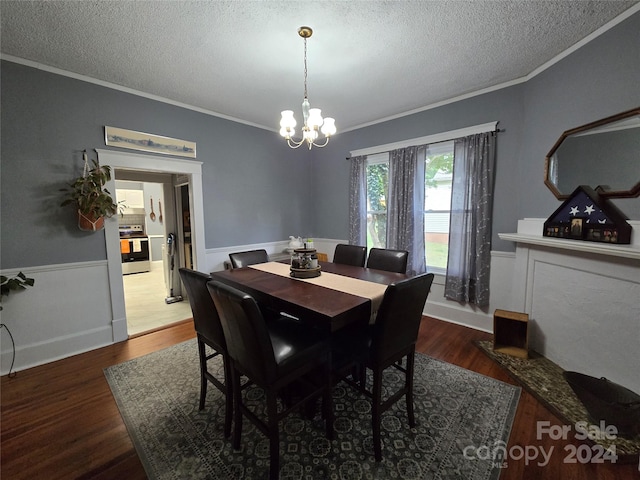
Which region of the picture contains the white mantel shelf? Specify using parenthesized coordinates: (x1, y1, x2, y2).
(499, 233, 640, 260)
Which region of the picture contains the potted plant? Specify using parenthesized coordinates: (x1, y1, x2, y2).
(60, 151, 118, 231)
(1, 272, 34, 311)
(1, 272, 34, 376)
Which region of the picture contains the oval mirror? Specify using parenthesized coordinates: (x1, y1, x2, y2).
(544, 107, 640, 199)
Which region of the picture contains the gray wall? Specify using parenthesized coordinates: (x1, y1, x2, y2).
(2, 12, 639, 270)
(1, 61, 312, 269)
(518, 11, 640, 222)
(312, 11, 640, 252)
(311, 85, 525, 252)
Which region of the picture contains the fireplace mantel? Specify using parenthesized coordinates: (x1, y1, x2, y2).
(498, 218, 640, 395)
(498, 233, 640, 259)
(499, 218, 640, 260)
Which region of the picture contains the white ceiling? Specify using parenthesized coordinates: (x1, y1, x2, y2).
(1, 1, 638, 132)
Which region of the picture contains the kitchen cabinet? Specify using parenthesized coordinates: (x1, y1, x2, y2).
(116, 189, 145, 208)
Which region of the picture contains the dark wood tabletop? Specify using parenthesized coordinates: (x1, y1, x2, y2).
(210, 261, 407, 332)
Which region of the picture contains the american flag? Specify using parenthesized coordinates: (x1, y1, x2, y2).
(548, 190, 613, 225)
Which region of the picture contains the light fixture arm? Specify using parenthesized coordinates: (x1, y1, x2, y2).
(285, 135, 331, 150)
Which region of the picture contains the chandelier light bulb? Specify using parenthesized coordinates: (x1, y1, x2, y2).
(280, 126, 294, 138)
(279, 110, 297, 138)
(280, 110, 296, 128)
(307, 108, 323, 130)
(321, 117, 336, 136)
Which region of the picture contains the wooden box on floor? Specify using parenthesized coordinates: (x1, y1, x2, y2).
(493, 309, 529, 359)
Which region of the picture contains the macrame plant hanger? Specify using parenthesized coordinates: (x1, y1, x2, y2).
(78, 150, 104, 231)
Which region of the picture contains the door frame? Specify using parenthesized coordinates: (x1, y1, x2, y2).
(97, 148, 204, 342)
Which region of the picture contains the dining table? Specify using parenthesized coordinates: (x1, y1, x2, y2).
(210, 261, 408, 333)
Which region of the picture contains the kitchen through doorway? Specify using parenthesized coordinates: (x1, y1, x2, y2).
(115, 171, 193, 337)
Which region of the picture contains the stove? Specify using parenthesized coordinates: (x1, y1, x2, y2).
(119, 224, 147, 238)
(119, 225, 150, 274)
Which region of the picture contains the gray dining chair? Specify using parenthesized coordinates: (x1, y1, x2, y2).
(366, 247, 409, 274)
(333, 244, 367, 267)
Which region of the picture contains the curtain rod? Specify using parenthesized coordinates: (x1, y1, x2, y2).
(347, 121, 501, 159)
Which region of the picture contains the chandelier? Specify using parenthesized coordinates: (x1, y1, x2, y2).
(279, 26, 336, 149)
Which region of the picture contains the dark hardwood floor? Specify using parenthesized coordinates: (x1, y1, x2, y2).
(2, 317, 637, 479)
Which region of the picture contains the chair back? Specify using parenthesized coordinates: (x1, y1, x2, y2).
(370, 273, 434, 365)
(179, 268, 226, 352)
(366, 248, 409, 273)
(228, 249, 269, 268)
(333, 244, 367, 267)
(208, 281, 277, 384)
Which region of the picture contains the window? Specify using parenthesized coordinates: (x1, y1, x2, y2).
(365, 142, 453, 273)
(424, 141, 454, 274)
(356, 121, 496, 278)
(366, 153, 389, 249)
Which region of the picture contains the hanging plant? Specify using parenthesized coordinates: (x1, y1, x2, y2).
(60, 150, 118, 231)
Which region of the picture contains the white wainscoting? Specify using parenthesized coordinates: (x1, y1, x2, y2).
(206, 240, 292, 273)
(0, 261, 115, 375)
(207, 239, 517, 335)
(204, 238, 345, 273)
(500, 218, 640, 395)
(423, 251, 515, 333)
(2, 238, 516, 374)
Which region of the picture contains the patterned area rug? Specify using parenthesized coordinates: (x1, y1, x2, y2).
(104, 340, 520, 480)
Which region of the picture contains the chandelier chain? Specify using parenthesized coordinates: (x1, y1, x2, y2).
(303, 37, 308, 99)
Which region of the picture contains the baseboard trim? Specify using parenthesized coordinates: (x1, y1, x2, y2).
(424, 302, 493, 334)
(2, 325, 113, 375)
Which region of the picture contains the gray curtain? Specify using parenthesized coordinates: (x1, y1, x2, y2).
(387, 146, 426, 274)
(348, 155, 367, 246)
(444, 132, 496, 306)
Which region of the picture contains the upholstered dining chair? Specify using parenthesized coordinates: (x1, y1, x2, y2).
(333, 243, 367, 267)
(336, 272, 434, 461)
(365, 247, 409, 274)
(178, 268, 232, 439)
(228, 249, 269, 268)
(207, 280, 334, 480)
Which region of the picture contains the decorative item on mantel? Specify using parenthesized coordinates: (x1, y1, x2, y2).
(543, 186, 631, 244)
(290, 247, 320, 278)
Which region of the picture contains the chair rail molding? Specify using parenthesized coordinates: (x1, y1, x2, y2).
(0, 261, 114, 375)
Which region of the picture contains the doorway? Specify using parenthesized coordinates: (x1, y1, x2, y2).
(115, 174, 192, 336)
(97, 148, 205, 342)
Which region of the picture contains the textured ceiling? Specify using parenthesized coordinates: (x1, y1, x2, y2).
(1, 1, 638, 132)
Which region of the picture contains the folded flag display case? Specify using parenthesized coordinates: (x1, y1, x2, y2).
(543, 185, 631, 244)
